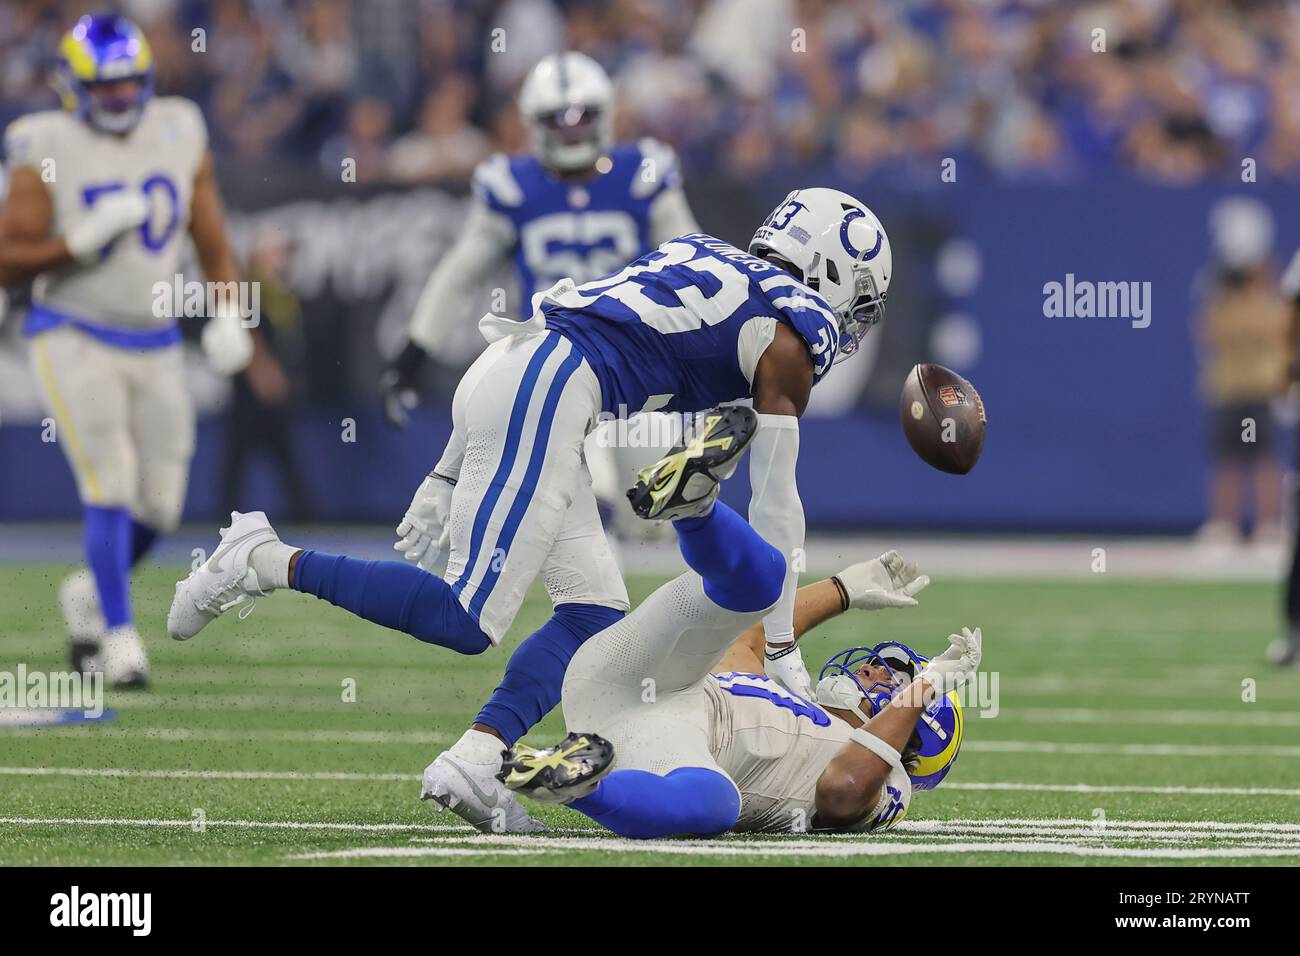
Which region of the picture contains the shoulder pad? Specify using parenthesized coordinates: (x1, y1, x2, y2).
(3, 112, 63, 170)
(630, 137, 681, 199)
(472, 153, 525, 209)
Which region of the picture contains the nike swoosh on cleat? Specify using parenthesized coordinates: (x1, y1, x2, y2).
(442, 760, 502, 812)
(205, 528, 270, 574)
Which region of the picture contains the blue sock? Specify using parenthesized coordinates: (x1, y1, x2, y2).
(291, 550, 491, 654)
(475, 603, 624, 745)
(673, 502, 786, 613)
(84, 506, 133, 629)
(570, 766, 741, 838)
(130, 521, 159, 566)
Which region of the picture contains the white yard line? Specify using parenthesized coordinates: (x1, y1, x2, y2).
(3, 766, 1297, 796)
(7, 813, 1298, 860)
(15, 722, 1300, 758)
(899, 817, 1300, 833)
(0, 816, 470, 832)
(289, 836, 1300, 861)
(7, 727, 451, 744)
(946, 781, 1300, 796)
(965, 741, 1300, 758)
(996, 707, 1300, 728)
(4, 814, 1294, 837)
(0, 766, 412, 782)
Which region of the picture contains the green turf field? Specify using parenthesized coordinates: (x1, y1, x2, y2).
(2, 563, 1298, 866)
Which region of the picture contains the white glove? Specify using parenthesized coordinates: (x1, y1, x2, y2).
(66, 191, 150, 263)
(201, 307, 254, 375)
(834, 550, 930, 610)
(918, 627, 982, 696)
(395, 472, 454, 574)
(765, 642, 813, 700)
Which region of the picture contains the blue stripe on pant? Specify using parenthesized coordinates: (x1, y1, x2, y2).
(452, 333, 583, 624)
(451, 333, 561, 610)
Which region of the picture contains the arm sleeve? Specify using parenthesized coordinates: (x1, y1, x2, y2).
(747, 413, 803, 645)
(434, 426, 467, 483)
(407, 198, 515, 356)
(648, 186, 700, 244)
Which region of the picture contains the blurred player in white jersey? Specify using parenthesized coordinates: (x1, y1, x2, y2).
(501, 407, 979, 836)
(0, 14, 259, 686)
(380, 51, 699, 537)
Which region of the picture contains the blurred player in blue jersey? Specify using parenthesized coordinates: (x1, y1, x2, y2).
(0, 14, 261, 687)
(380, 51, 699, 422)
(168, 185, 893, 832)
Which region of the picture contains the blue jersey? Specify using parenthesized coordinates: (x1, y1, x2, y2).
(541, 234, 841, 415)
(473, 139, 680, 296)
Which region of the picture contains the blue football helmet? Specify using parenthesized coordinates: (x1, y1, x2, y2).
(54, 14, 154, 134)
(815, 640, 964, 792)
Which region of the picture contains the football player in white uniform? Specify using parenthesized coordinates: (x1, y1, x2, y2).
(500, 405, 979, 836)
(0, 14, 258, 686)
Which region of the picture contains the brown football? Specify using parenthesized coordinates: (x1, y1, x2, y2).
(899, 364, 986, 475)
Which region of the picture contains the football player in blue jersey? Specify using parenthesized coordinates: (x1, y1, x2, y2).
(379, 51, 699, 424)
(168, 185, 893, 833)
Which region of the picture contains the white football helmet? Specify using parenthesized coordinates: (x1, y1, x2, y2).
(519, 51, 614, 173)
(749, 187, 892, 364)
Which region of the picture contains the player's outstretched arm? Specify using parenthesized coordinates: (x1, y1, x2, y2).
(715, 551, 928, 676)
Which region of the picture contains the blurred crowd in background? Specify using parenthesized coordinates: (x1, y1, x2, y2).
(5, 0, 1300, 186)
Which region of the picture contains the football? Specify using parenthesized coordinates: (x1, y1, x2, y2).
(899, 364, 986, 475)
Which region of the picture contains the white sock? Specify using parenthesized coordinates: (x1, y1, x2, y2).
(249, 541, 297, 591)
(451, 728, 506, 766)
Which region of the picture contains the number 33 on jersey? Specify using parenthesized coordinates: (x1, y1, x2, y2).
(539, 233, 843, 415)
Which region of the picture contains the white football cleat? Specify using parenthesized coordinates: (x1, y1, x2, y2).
(60, 568, 105, 673)
(419, 750, 549, 833)
(167, 511, 280, 641)
(101, 625, 150, 689)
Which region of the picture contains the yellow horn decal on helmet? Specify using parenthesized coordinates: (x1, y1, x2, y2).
(59, 32, 99, 81)
(133, 34, 153, 72)
(910, 691, 964, 779)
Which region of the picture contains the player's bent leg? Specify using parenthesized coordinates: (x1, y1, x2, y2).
(569, 766, 741, 839)
(444, 332, 599, 643)
(674, 500, 785, 614)
(474, 603, 625, 745)
(290, 550, 491, 654)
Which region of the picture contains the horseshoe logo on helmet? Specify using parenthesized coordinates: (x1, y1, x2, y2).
(840, 208, 882, 261)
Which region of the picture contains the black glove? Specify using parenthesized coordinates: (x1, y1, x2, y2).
(380, 340, 428, 429)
